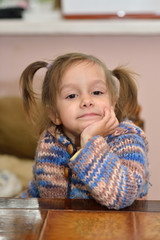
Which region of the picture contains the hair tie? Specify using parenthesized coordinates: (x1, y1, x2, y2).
(46, 63, 52, 70)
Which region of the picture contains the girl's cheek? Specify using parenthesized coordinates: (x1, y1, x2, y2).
(102, 103, 109, 110)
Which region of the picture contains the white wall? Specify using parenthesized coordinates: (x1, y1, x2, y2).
(0, 34, 160, 200)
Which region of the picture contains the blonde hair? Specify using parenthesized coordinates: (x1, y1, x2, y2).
(20, 52, 138, 135)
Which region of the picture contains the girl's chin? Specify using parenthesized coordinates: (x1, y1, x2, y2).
(80, 121, 98, 131)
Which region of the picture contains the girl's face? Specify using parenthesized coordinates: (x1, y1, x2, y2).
(49, 62, 113, 145)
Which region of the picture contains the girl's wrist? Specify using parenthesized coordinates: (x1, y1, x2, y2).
(80, 134, 92, 148)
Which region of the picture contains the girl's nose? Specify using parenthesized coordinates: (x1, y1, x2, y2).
(80, 95, 94, 108)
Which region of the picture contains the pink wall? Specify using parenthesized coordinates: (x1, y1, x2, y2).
(0, 34, 160, 199)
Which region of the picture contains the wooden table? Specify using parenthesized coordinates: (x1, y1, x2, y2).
(0, 198, 160, 240)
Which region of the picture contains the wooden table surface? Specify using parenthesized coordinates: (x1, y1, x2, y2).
(0, 198, 160, 240)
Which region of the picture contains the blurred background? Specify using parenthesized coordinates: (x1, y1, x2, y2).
(0, 0, 160, 199)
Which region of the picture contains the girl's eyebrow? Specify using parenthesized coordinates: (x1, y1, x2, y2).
(92, 80, 106, 85)
(89, 79, 107, 89)
(59, 79, 106, 92)
(59, 83, 77, 92)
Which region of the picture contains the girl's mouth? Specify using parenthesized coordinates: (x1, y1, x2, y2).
(78, 113, 100, 119)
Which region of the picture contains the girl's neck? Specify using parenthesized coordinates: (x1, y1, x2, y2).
(70, 135, 81, 149)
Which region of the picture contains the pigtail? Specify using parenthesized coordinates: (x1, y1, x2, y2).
(112, 66, 138, 122)
(19, 61, 47, 120)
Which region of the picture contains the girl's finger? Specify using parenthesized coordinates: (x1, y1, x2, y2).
(102, 107, 112, 123)
(103, 113, 119, 134)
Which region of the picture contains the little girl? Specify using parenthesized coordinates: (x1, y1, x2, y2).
(20, 52, 149, 209)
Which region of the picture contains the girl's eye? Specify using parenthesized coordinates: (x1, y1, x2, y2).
(66, 94, 77, 99)
(92, 91, 103, 95)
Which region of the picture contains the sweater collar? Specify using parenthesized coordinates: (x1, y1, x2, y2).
(47, 125, 77, 154)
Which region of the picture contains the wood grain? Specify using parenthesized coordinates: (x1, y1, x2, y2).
(41, 210, 136, 240)
(1, 199, 160, 212)
(0, 209, 47, 240)
(0, 199, 160, 240)
(135, 212, 160, 240)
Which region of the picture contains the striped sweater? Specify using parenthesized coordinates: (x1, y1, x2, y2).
(21, 119, 149, 209)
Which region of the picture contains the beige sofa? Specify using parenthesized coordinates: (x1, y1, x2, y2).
(0, 96, 38, 196)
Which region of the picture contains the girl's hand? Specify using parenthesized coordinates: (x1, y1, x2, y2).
(80, 107, 119, 148)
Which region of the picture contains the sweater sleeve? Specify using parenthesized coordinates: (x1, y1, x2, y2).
(68, 133, 149, 209)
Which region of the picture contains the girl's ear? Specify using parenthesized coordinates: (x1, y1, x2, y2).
(46, 105, 62, 126)
(112, 98, 117, 108)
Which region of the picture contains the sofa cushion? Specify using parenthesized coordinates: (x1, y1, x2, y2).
(0, 97, 38, 159)
(0, 154, 33, 193)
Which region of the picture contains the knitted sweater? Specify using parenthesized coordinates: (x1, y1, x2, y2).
(21, 119, 149, 209)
